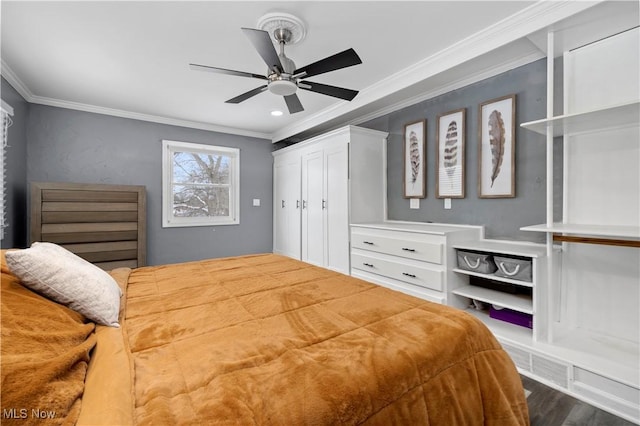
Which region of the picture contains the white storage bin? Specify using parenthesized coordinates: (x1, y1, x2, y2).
(456, 250, 497, 274)
(493, 255, 532, 282)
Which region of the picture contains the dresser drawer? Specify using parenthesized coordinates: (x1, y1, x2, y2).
(351, 229, 443, 264)
(352, 252, 443, 292)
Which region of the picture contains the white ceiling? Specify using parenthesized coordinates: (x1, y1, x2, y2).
(1, 1, 631, 142)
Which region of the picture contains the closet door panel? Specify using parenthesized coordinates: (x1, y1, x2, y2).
(301, 150, 324, 266)
(324, 143, 349, 273)
(286, 159, 302, 259)
(273, 160, 289, 255)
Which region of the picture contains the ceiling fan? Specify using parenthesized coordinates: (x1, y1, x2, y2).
(189, 14, 362, 114)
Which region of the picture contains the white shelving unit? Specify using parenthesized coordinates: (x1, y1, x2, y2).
(518, 25, 640, 424)
(450, 240, 547, 345)
(520, 101, 639, 137)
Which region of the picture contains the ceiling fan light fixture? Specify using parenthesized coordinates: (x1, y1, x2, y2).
(269, 80, 297, 96)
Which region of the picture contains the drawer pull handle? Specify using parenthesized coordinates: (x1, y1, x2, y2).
(362, 262, 374, 268)
(402, 272, 416, 278)
(401, 247, 416, 252)
(363, 241, 374, 245)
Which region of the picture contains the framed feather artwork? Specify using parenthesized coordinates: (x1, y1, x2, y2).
(478, 94, 516, 198)
(436, 108, 466, 198)
(403, 120, 426, 198)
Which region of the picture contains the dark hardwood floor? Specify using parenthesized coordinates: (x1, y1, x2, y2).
(522, 375, 637, 426)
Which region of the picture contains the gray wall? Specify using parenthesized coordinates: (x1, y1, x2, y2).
(26, 105, 273, 265)
(362, 58, 562, 242)
(1, 77, 29, 249)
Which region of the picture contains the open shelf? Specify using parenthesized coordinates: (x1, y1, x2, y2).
(454, 240, 546, 258)
(452, 285, 533, 314)
(463, 308, 533, 344)
(453, 268, 533, 287)
(520, 101, 640, 137)
(521, 223, 640, 239)
(534, 330, 640, 389)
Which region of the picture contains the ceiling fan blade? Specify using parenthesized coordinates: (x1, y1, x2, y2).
(241, 28, 284, 75)
(299, 81, 359, 101)
(189, 63, 267, 80)
(225, 85, 268, 104)
(293, 48, 362, 78)
(284, 94, 304, 114)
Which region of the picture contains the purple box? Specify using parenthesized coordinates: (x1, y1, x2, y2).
(489, 306, 533, 329)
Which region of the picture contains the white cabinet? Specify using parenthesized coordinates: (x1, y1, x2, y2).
(519, 26, 640, 423)
(273, 125, 388, 274)
(350, 221, 481, 304)
(450, 240, 547, 344)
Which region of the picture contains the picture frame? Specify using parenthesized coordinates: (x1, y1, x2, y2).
(436, 108, 465, 198)
(478, 94, 516, 198)
(403, 120, 426, 198)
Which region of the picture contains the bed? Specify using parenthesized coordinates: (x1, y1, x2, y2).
(1, 247, 529, 425)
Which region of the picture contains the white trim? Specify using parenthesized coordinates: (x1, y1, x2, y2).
(1, 100, 13, 116)
(348, 51, 545, 132)
(162, 140, 240, 227)
(1, 60, 270, 140)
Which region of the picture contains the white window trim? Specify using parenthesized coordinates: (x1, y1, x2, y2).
(162, 139, 240, 227)
(0, 100, 13, 241)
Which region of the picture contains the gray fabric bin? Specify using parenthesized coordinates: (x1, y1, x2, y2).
(493, 255, 532, 282)
(456, 250, 497, 274)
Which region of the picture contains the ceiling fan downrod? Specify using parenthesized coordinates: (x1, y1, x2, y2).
(268, 27, 298, 96)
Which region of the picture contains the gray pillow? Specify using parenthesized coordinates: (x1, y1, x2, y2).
(5, 242, 121, 327)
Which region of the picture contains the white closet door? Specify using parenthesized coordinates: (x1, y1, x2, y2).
(324, 142, 349, 273)
(301, 150, 324, 266)
(285, 159, 301, 259)
(274, 155, 302, 259)
(273, 159, 289, 255)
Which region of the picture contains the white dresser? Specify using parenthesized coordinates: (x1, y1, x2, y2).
(350, 221, 482, 304)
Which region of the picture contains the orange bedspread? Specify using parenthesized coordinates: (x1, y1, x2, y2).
(124, 254, 528, 425)
(1, 256, 96, 426)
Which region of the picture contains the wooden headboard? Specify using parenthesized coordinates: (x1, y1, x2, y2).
(30, 182, 146, 270)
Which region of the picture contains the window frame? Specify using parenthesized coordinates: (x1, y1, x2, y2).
(0, 99, 13, 241)
(162, 139, 240, 228)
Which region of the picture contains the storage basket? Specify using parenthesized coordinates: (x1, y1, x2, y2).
(456, 250, 497, 274)
(493, 255, 532, 282)
(490, 305, 533, 329)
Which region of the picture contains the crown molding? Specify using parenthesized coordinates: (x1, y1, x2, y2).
(1, 59, 33, 103)
(348, 50, 546, 130)
(270, 0, 602, 142)
(1, 60, 271, 140)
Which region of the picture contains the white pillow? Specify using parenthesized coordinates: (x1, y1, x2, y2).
(5, 242, 121, 327)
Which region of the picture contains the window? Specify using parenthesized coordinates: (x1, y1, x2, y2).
(0, 100, 13, 241)
(162, 140, 240, 227)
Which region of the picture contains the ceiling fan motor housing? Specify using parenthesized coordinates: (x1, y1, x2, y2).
(269, 80, 297, 96)
(267, 40, 298, 95)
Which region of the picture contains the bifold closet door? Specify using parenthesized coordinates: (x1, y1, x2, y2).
(301, 150, 324, 267)
(324, 143, 349, 273)
(273, 156, 301, 259)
